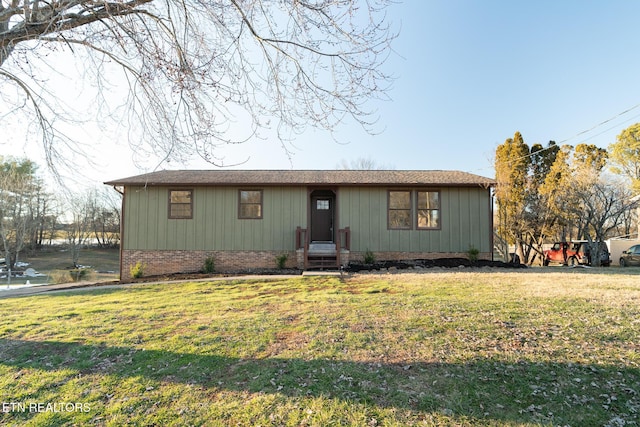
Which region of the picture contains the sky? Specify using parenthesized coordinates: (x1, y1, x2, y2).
(5, 0, 640, 188)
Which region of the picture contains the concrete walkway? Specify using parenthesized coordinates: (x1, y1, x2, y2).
(0, 280, 122, 299)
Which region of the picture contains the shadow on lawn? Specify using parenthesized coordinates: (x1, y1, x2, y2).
(1, 338, 640, 424)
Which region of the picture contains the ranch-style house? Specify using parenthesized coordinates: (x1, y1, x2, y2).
(105, 170, 495, 277)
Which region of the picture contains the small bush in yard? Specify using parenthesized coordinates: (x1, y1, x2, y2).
(364, 249, 376, 264)
(70, 268, 91, 282)
(202, 256, 215, 273)
(130, 261, 146, 279)
(49, 270, 72, 284)
(275, 253, 288, 269)
(467, 246, 479, 263)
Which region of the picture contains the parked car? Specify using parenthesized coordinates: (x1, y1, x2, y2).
(543, 241, 611, 267)
(574, 241, 611, 267)
(619, 244, 640, 267)
(543, 242, 572, 266)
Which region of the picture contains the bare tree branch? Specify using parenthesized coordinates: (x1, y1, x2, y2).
(1, 0, 397, 174)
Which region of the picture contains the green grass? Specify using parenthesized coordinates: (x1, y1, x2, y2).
(0, 270, 639, 425)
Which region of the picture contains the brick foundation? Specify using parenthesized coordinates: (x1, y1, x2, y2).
(122, 249, 297, 278)
(122, 249, 492, 278)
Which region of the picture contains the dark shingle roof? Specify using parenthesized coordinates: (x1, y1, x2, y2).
(104, 170, 495, 187)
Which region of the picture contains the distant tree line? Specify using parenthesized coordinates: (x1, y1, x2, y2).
(495, 123, 640, 266)
(0, 157, 120, 270)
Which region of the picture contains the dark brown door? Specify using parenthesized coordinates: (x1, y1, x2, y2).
(311, 194, 334, 242)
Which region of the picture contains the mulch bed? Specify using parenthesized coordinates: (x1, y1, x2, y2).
(345, 258, 527, 272)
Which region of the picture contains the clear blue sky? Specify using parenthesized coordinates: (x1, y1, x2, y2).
(137, 1, 640, 179)
(304, 0, 640, 177)
(8, 1, 640, 185)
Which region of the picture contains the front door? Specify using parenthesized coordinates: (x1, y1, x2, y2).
(310, 191, 335, 242)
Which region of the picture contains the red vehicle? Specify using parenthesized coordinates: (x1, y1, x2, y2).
(543, 241, 611, 267)
(543, 242, 573, 266)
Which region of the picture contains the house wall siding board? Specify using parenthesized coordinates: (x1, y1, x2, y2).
(195, 187, 210, 250)
(130, 186, 144, 248)
(340, 187, 369, 251)
(128, 187, 139, 248)
(281, 192, 288, 248)
(220, 188, 234, 250)
(122, 187, 136, 248)
(369, 190, 383, 250)
(459, 188, 472, 250)
(278, 187, 306, 249)
(123, 185, 307, 252)
(340, 186, 364, 251)
(153, 187, 168, 249)
(338, 186, 491, 254)
(468, 188, 481, 250)
(122, 184, 491, 257)
(480, 190, 490, 252)
(445, 188, 460, 253)
(340, 187, 359, 249)
(220, 187, 233, 249)
(124, 186, 162, 249)
(361, 190, 372, 243)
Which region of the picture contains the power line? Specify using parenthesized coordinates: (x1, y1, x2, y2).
(556, 102, 640, 145)
(497, 102, 640, 167)
(577, 111, 640, 144)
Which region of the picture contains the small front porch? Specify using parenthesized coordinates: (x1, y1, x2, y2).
(295, 227, 350, 270)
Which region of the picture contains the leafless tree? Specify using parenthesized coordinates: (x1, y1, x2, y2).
(87, 187, 121, 248)
(62, 187, 120, 266)
(28, 177, 57, 249)
(1, 0, 396, 174)
(568, 176, 638, 266)
(64, 191, 93, 268)
(337, 156, 394, 170)
(0, 162, 35, 284)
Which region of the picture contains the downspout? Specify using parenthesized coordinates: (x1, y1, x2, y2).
(490, 187, 495, 261)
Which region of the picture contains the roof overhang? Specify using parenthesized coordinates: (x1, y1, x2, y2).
(104, 169, 496, 188)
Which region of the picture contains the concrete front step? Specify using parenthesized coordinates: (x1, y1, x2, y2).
(308, 243, 337, 255)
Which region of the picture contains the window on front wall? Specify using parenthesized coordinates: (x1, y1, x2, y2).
(388, 189, 441, 230)
(388, 190, 412, 229)
(417, 191, 440, 229)
(169, 190, 193, 219)
(239, 190, 263, 219)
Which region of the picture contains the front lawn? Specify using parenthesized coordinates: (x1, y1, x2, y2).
(0, 270, 639, 425)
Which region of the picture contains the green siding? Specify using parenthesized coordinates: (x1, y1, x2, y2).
(338, 186, 491, 253)
(123, 184, 492, 253)
(123, 186, 307, 251)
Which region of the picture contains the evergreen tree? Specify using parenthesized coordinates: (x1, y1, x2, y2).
(494, 132, 530, 262)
